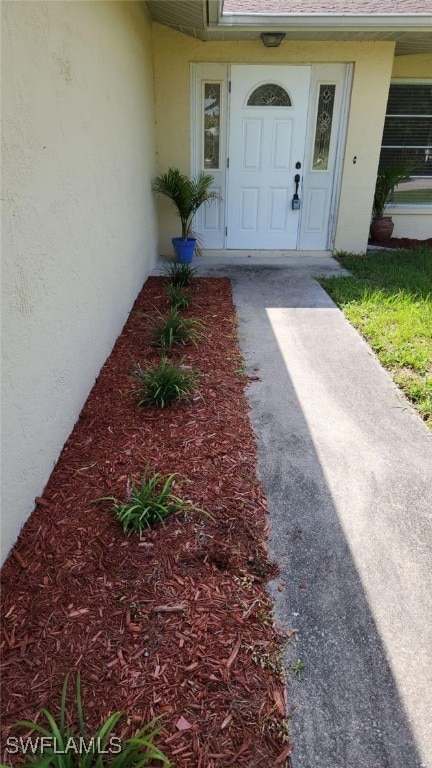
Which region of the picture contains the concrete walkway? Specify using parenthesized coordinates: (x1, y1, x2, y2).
(190, 255, 432, 768)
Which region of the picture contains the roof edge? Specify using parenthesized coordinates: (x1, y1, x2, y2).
(216, 12, 432, 29)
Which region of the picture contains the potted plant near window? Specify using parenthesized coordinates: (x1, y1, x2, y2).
(370, 161, 415, 243)
(152, 168, 220, 263)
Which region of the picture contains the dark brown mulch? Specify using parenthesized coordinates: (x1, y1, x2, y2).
(368, 236, 432, 249)
(0, 277, 293, 767)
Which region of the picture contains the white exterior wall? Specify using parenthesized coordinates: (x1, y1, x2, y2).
(1, 1, 158, 563)
(387, 206, 432, 240)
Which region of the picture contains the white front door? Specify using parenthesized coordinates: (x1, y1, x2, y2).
(226, 65, 311, 249)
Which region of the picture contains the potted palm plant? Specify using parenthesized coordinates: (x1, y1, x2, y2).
(370, 161, 415, 242)
(152, 168, 220, 263)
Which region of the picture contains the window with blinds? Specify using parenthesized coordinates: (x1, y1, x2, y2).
(379, 82, 432, 205)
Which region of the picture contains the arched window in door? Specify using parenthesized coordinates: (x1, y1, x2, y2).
(247, 83, 291, 107)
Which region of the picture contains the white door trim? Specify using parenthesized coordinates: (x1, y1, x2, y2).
(190, 63, 228, 249)
(191, 62, 352, 251)
(327, 64, 353, 250)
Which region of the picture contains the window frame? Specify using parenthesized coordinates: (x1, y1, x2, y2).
(246, 82, 292, 107)
(311, 83, 337, 171)
(380, 78, 432, 209)
(202, 80, 223, 172)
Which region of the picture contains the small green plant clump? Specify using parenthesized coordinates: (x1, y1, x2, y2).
(11, 672, 171, 767)
(166, 282, 192, 310)
(96, 465, 205, 535)
(164, 262, 197, 287)
(288, 658, 306, 681)
(133, 356, 198, 408)
(246, 641, 286, 675)
(146, 307, 204, 348)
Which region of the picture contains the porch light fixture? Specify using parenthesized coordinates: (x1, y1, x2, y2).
(260, 32, 286, 48)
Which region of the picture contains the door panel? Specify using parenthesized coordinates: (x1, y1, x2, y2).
(304, 188, 327, 231)
(243, 120, 262, 169)
(272, 121, 293, 171)
(227, 65, 311, 249)
(203, 185, 222, 231)
(240, 188, 259, 230)
(269, 188, 289, 230)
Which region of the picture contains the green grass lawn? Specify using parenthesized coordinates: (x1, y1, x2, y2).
(319, 247, 432, 428)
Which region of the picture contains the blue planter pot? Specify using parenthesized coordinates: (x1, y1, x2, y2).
(172, 237, 196, 264)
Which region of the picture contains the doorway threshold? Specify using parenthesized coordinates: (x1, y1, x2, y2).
(196, 250, 335, 270)
(153, 251, 344, 277)
(202, 249, 332, 265)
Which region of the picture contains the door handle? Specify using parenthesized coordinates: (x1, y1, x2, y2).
(292, 173, 301, 210)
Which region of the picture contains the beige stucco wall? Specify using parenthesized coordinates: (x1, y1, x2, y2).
(392, 54, 432, 79)
(1, 1, 157, 563)
(389, 54, 432, 240)
(387, 207, 432, 240)
(152, 22, 395, 253)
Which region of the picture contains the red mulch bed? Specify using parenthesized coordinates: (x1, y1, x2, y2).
(0, 277, 293, 767)
(368, 236, 432, 249)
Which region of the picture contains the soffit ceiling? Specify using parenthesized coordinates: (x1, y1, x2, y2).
(145, 0, 432, 55)
(224, 0, 432, 12)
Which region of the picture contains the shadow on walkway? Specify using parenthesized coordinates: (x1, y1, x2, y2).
(231, 266, 432, 768)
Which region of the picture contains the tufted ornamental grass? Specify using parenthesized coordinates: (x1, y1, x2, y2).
(133, 356, 198, 408)
(11, 672, 171, 767)
(95, 465, 208, 536)
(166, 282, 193, 311)
(163, 261, 197, 287)
(144, 307, 205, 349)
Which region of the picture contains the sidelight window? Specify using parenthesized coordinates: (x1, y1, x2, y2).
(312, 85, 336, 171)
(203, 82, 221, 170)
